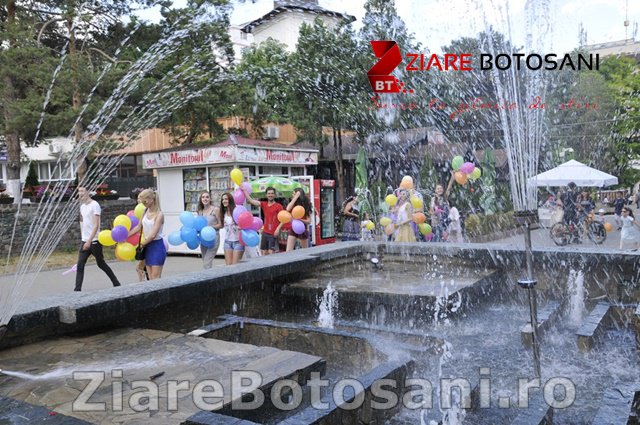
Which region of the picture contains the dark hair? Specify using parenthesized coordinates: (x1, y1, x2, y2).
(568, 182, 576, 190)
(197, 191, 211, 213)
(219, 192, 236, 217)
(622, 207, 634, 218)
(293, 188, 312, 216)
(266, 187, 276, 194)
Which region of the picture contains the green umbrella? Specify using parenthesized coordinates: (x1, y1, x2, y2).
(250, 176, 306, 198)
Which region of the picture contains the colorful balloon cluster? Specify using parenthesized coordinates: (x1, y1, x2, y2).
(277, 207, 306, 234)
(233, 205, 263, 247)
(98, 203, 146, 261)
(451, 156, 481, 185)
(168, 211, 219, 250)
(380, 175, 434, 238)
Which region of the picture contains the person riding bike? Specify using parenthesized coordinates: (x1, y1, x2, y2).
(560, 182, 580, 243)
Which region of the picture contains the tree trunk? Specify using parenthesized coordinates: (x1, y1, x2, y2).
(333, 127, 345, 204)
(68, 16, 86, 183)
(2, 1, 22, 203)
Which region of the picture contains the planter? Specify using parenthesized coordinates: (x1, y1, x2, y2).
(33, 195, 71, 203)
(92, 194, 120, 201)
(0, 197, 14, 204)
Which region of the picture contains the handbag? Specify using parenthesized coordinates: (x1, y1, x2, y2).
(135, 210, 146, 261)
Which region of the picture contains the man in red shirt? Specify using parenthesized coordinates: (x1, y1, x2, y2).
(243, 186, 283, 255)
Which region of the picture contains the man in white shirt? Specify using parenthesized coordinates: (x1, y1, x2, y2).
(74, 186, 121, 291)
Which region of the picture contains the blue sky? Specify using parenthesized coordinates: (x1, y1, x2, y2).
(135, 0, 640, 54)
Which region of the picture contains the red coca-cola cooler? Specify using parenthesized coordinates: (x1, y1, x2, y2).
(313, 179, 336, 245)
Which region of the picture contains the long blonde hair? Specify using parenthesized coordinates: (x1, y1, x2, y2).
(139, 189, 160, 211)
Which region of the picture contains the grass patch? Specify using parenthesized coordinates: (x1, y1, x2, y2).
(0, 248, 118, 275)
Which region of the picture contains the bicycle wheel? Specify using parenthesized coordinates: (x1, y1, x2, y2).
(550, 223, 568, 246)
(588, 222, 607, 244)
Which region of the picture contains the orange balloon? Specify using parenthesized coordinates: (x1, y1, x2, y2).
(412, 212, 426, 224)
(292, 205, 305, 219)
(454, 171, 468, 185)
(277, 210, 292, 224)
(604, 222, 613, 232)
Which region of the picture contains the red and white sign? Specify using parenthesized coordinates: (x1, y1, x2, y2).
(143, 146, 318, 169)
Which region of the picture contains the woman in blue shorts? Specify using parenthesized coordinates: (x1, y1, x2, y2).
(217, 192, 244, 265)
(129, 189, 166, 280)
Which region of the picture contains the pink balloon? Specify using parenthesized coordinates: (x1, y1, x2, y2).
(237, 211, 254, 230)
(461, 162, 475, 174)
(250, 217, 263, 231)
(238, 232, 246, 246)
(424, 233, 434, 241)
(241, 182, 252, 194)
(126, 233, 140, 246)
(233, 189, 245, 205)
(291, 219, 306, 235)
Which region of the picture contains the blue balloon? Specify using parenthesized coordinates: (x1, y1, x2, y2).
(194, 216, 208, 231)
(200, 226, 217, 242)
(180, 226, 198, 243)
(186, 239, 200, 250)
(180, 211, 195, 228)
(241, 229, 260, 247)
(168, 230, 183, 246)
(200, 237, 216, 248)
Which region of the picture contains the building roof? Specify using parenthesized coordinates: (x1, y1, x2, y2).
(584, 38, 640, 60)
(146, 135, 317, 154)
(241, 4, 355, 33)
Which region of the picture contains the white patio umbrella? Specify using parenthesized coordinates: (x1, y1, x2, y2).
(529, 160, 618, 187)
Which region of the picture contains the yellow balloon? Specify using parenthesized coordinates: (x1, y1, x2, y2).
(380, 217, 392, 227)
(134, 203, 146, 219)
(410, 196, 423, 210)
(385, 194, 397, 207)
(113, 214, 131, 231)
(230, 168, 243, 186)
(365, 221, 375, 231)
(470, 167, 482, 181)
(418, 223, 432, 235)
(98, 229, 116, 246)
(115, 242, 136, 261)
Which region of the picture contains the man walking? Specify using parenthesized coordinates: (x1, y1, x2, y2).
(74, 186, 121, 291)
(243, 186, 283, 256)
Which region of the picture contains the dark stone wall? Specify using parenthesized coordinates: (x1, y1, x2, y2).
(0, 200, 136, 256)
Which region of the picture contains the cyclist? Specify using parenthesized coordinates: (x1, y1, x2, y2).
(560, 182, 580, 243)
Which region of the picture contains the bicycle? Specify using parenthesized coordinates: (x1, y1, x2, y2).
(550, 213, 607, 246)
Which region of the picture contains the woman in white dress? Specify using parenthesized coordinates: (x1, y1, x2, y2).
(619, 207, 640, 250)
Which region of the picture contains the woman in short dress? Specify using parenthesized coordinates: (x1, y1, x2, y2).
(394, 189, 416, 242)
(620, 207, 640, 250)
(217, 192, 244, 265)
(129, 189, 166, 280)
(197, 191, 220, 269)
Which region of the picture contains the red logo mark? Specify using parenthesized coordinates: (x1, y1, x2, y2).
(368, 41, 408, 93)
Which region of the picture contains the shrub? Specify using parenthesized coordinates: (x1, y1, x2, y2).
(26, 163, 39, 187)
(464, 211, 517, 237)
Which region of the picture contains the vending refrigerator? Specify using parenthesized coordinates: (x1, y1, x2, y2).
(313, 179, 336, 245)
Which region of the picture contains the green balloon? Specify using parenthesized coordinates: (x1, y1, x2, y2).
(418, 223, 432, 235)
(470, 167, 482, 180)
(452, 156, 464, 171)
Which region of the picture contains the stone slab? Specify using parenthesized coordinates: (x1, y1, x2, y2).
(0, 395, 91, 424)
(521, 301, 562, 347)
(577, 303, 611, 352)
(591, 386, 638, 425)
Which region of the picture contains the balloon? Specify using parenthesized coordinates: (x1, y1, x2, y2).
(233, 205, 247, 223)
(365, 221, 375, 231)
(193, 215, 208, 232)
(384, 224, 395, 235)
(452, 156, 464, 171)
(291, 219, 306, 235)
(241, 229, 260, 247)
(237, 211, 254, 230)
(126, 233, 140, 246)
(168, 230, 183, 246)
(454, 171, 468, 185)
(292, 205, 305, 219)
(134, 203, 146, 219)
(250, 217, 263, 231)
(385, 194, 397, 207)
(179, 211, 195, 228)
(400, 176, 414, 189)
(186, 239, 200, 250)
(410, 196, 423, 210)
(200, 226, 217, 242)
(98, 229, 116, 246)
(128, 215, 139, 230)
(111, 225, 128, 243)
(115, 242, 135, 261)
(424, 233, 434, 241)
(230, 168, 243, 186)
(461, 162, 475, 174)
(163, 237, 169, 252)
(278, 210, 292, 224)
(238, 232, 247, 246)
(418, 223, 432, 235)
(200, 238, 216, 248)
(470, 167, 482, 181)
(380, 217, 392, 227)
(604, 222, 613, 232)
(233, 189, 246, 205)
(180, 227, 198, 244)
(412, 212, 427, 224)
(113, 214, 131, 231)
(241, 182, 252, 194)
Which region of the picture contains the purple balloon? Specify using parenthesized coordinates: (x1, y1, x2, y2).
(233, 205, 247, 223)
(291, 219, 305, 235)
(128, 215, 139, 229)
(461, 162, 475, 174)
(111, 225, 128, 243)
(250, 217, 263, 231)
(233, 189, 246, 205)
(241, 182, 252, 194)
(424, 233, 434, 242)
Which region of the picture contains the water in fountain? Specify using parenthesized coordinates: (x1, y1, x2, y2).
(0, 3, 235, 328)
(567, 269, 586, 326)
(317, 282, 338, 328)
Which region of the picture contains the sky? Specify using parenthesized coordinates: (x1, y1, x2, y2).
(135, 0, 640, 54)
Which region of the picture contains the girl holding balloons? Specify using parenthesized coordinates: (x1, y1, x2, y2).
(394, 189, 416, 242)
(429, 175, 454, 242)
(128, 189, 166, 280)
(197, 191, 220, 269)
(216, 192, 244, 265)
(278, 188, 312, 251)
